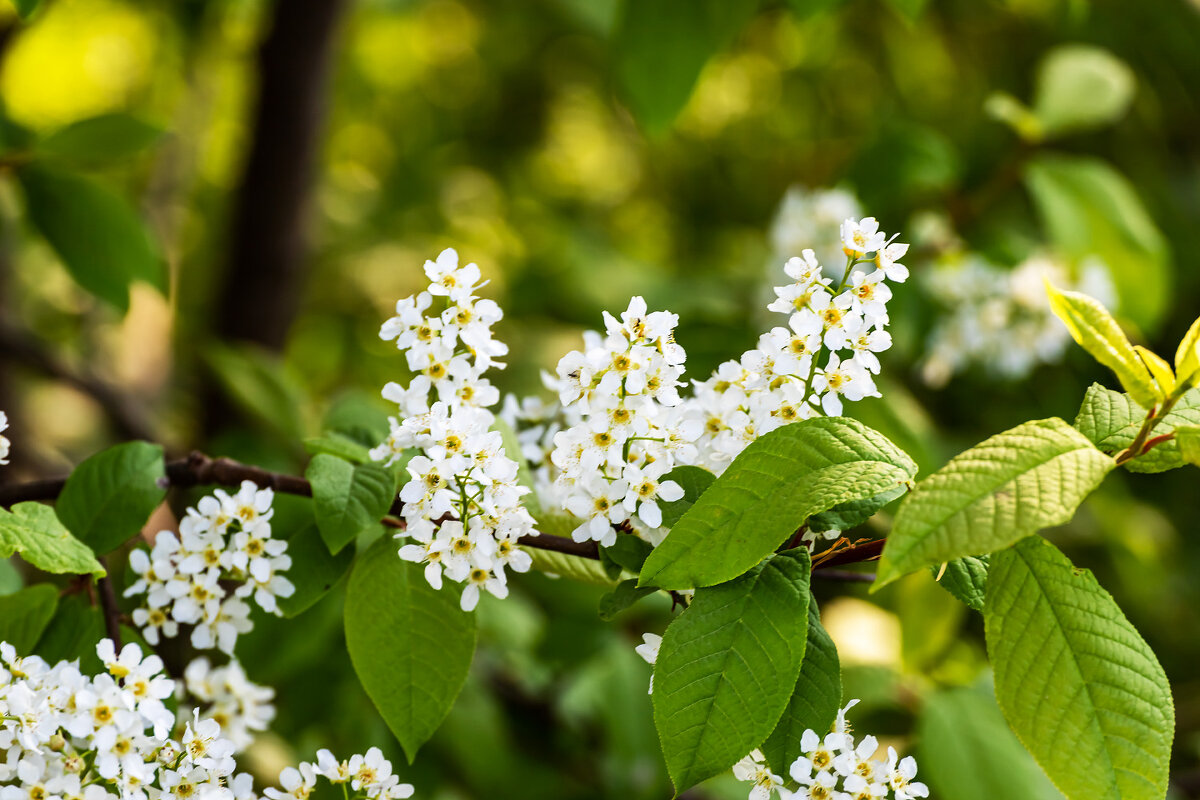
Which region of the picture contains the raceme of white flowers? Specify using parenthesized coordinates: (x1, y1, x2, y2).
(919, 253, 1116, 387)
(632, 636, 924, 800)
(0, 411, 10, 466)
(124, 482, 294, 655)
(177, 659, 274, 754)
(370, 248, 536, 612)
(500, 216, 907, 551)
(0, 639, 415, 800)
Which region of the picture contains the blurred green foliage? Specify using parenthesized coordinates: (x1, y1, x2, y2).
(2, 0, 1200, 797)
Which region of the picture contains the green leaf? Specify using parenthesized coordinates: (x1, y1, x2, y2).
(307, 454, 396, 554)
(303, 435, 373, 464)
(16, 164, 165, 311)
(37, 113, 165, 165)
(204, 342, 310, 441)
(876, 418, 1113, 588)
(641, 417, 916, 590)
(1177, 425, 1200, 467)
(0, 584, 59, 652)
(55, 441, 165, 556)
(785, 0, 845, 16)
(598, 579, 657, 621)
(278, 523, 356, 617)
(985, 537, 1173, 800)
(653, 548, 811, 792)
(885, 0, 929, 23)
(601, 532, 653, 574)
(918, 685, 1065, 800)
(760, 595, 841, 775)
(1033, 45, 1135, 138)
(1074, 384, 1200, 472)
(1046, 285, 1159, 408)
(345, 537, 477, 762)
(657, 465, 715, 528)
(807, 483, 908, 533)
(1027, 156, 1170, 331)
(934, 555, 989, 612)
(613, 0, 758, 134)
(33, 594, 105, 671)
(11, 0, 40, 19)
(526, 514, 620, 585)
(0, 559, 21, 595)
(1, 502, 105, 577)
(323, 392, 393, 448)
(1176, 314, 1200, 386)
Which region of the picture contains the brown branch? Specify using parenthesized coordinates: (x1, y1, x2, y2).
(96, 558, 123, 649)
(0, 451, 888, 572)
(0, 320, 156, 442)
(812, 568, 876, 583)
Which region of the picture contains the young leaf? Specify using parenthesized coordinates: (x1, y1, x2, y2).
(640, 417, 915, 590)
(1045, 285, 1159, 408)
(653, 548, 811, 792)
(1033, 45, 1135, 139)
(16, 164, 165, 311)
(307, 454, 396, 554)
(1176, 425, 1200, 467)
(875, 418, 1112, 588)
(0, 584, 59, 653)
(1177, 315, 1200, 387)
(37, 113, 165, 165)
(760, 595, 842, 775)
(657, 465, 715, 528)
(613, 0, 758, 134)
(985, 537, 1173, 800)
(526, 514, 620, 586)
(277, 523, 356, 617)
(1027, 156, 1169, 330)
(933, 555, 989, 612)
(1074, 384, 1200, 472)
(598, 579, 657, 621)
(345, 537, 477, 762)
(1135, 346, 1175, 397)
(55, 441, 166, 556)
(1, 502, 105, 577)
(918, 685, 1065, 800)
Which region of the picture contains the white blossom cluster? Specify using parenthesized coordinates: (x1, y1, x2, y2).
(176, 659, 274, 754)
(545, 297, 699, 547)
(0, 411, 10, 465)
(369, 248, 535, 612)
(124, 482, 294, 655)
(920, 254, 1116, 387)
(0, 639, 250, 800)
(1, 640, 417, 800)
(262, 748, 413, 800)
(634, 636, 924, 800)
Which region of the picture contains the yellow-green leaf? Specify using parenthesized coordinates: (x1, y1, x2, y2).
(1176, 315, 1200, 387)
(1046, 284, 1159, 408)
(1134, 346, 1174, 398)
(1176, 426, 1200, 467)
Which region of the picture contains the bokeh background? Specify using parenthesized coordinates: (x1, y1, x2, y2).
(1, 0, 1200, 797)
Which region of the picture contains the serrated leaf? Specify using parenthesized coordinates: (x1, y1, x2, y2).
(934, 555, 989, 612)
(641, 417, 915, 590)
(1177, 425, 1200, 467)
(278, 524, 355, 617)
(1135, 346, 1175, 397)
(1046, 285, 1159, 407)
(1074, 384, 1200, 472)
(918, 685, 1065, 800)
(16, 164, 165, 310)
(985, 537, 1173, 800)
(0, 584, 59, 652)
(1, 502, 104, 577)
(1177, 315, 1200, 386)
(654, 548, 811, 792)
(1028, 157, 1170, 330)
(876, 418, 1113, 587)
(345, 537, 476, 762)
(1033, 45, 1135, 138)
(527, 546, 619, 586)
(55, 441, 165, 556)
(761, 595, 841, 775)
(37, 113, 165, 165)
(614, 0, 758, 134)
(657, 465, 715, 529)
(807, 483, 908, 533)
(598, 579, 657, 620)
(307, 454, 396, 554)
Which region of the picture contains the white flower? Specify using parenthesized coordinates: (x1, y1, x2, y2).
(732, 750, 786, 800)
(564, 477, 629, 547)
(264, 763, 317, 800)
(0, 410, 10, 465)
(621, 463, 684, 529)
(840, 217, 886, 257)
